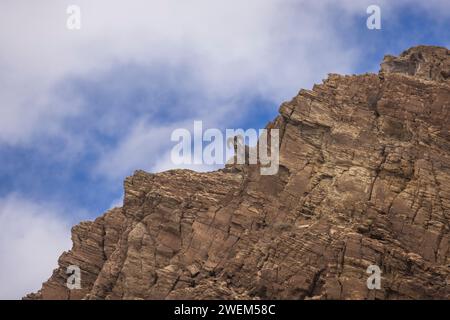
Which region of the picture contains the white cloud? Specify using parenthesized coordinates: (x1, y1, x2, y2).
(0, 194, 71, 299)
(1, 0, 448, 159)
(109, 196, 124, 210)
(0, 0, 353, 145)
(95, 120, 178, 179)
(1, 0, 449, 144)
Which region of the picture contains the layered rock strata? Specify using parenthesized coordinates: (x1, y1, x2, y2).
(27, 46, 450, 300)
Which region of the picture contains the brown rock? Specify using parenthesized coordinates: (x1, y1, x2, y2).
(26, 46, 450, 300)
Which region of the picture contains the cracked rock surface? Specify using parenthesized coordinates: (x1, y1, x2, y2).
(26, 46, 450, 300)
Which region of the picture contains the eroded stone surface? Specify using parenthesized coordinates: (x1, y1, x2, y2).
(26, 46, 450, 300)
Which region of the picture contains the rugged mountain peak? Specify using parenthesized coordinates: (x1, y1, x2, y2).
(381, 45, 450, 81)
(26, 46, 449, 300)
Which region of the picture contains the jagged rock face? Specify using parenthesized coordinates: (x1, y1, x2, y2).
(381, 46, 450, 82)
(27, 46, 450, 300)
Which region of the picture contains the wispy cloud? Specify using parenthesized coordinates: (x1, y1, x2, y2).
(0, 194, 71, 299)
(1, 0, 449, 147)
(0, 0, 354, 146)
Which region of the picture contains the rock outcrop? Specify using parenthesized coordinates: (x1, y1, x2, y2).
(27, 46, 450, 300)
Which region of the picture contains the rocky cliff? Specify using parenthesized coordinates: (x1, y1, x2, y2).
(27, 46, 449, 300)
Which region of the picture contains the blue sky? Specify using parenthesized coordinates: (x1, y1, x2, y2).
(0, 0, 449, 299)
